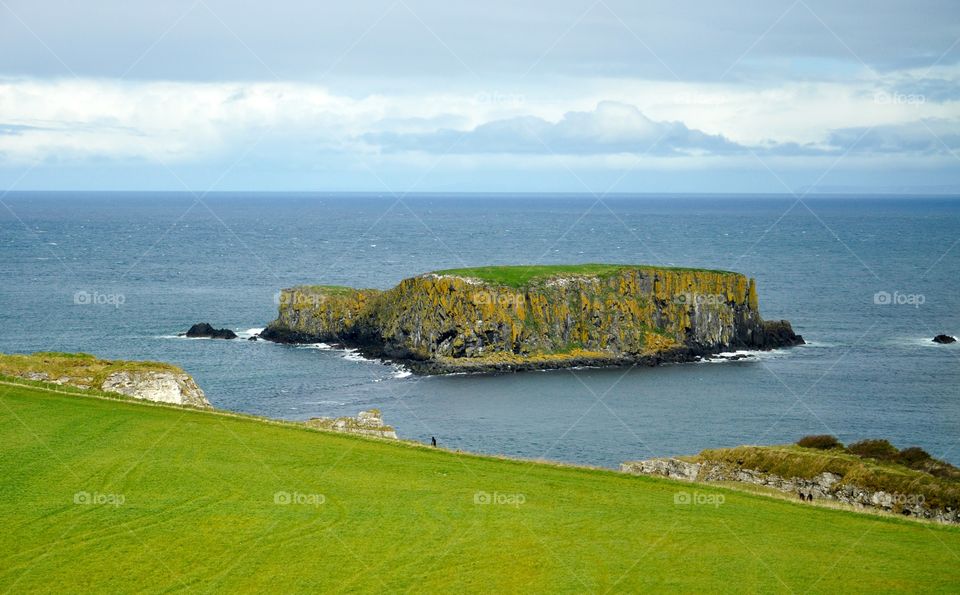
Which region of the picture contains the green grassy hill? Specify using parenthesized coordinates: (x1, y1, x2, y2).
(1, 381, 958, 592)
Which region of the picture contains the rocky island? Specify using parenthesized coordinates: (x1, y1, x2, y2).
(261, 264, 803, 374)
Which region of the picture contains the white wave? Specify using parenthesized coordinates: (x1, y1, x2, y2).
(903, 335, 957, 347)
(391, 368, 413, 379)
(236, 327, 264, 339)
(701, 349, 787, 363)
(298, 342, 334, 350)
(342, 349, 375, 363)
(796, 340, 835, 348)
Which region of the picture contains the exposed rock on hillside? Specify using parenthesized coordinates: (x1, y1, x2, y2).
(262, 265, 803, 374)
(622, 447, 960, 524)
(0, 352, 212, 408)
(305, 409, 398, 439)
(101, 370, 209, 408)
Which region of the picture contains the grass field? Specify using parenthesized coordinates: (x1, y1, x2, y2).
(2, 381, 959, 592)
(432, 263, 734, 288)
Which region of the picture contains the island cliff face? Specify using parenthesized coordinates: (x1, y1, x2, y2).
(262, 265, 803, 374)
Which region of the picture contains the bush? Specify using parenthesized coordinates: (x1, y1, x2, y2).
(847, 439, 899, 461)
(797, 435, 843, 450)
(896, 446, 932, 468)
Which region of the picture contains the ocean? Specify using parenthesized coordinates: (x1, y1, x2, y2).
(1, 192, 957, 467)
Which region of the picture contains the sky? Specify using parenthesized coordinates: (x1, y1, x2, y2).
(0, 0, 958, 193)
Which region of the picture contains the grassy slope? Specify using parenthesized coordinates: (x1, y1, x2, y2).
(431, 263, 735, 288)
(2, 383, 959, 593)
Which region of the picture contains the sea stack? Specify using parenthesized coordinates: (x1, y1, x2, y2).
(261, 264, 803, 374)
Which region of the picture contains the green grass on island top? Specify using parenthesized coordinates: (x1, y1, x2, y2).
(432, 263, 737, 287)
(2, 382, 959, 592)
(287, 284, 366, 295)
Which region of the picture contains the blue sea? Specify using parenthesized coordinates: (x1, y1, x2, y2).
(1, 192, 958, 467)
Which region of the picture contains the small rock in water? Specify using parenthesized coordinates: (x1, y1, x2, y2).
(933, 334, 957, 344)
(185, 322, 237, 340)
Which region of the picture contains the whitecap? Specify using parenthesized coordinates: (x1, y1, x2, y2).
(299, 342, 334, 350)
(903, 335, 957, 347)
(236, 327, 264, 339)
(342, 349, 375, 363)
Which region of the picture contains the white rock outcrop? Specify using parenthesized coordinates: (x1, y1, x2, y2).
(306, 409, 398, 439)
(620, 458, 701, 481)
(101, 371, 211, 408)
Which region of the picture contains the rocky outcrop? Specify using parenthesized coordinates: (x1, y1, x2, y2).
(0, 352, 212, 408)
(262, 266, 803, 374)
(183, 323, 237, 339)
(622, 452, 959, 524)
(101, 370, 210, 408)
(620, 458, 701, 481)
(933, 334, 957, 344)
(305, 409, 398, 439)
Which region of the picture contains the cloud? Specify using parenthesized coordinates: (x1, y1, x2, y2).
(0, 78, 957, 172)
(0, 123, 43, 136)
(828, 119, 960, 154)
(1, 0, 957, 82)
(364, 102, 960, 159)
(365, 102, 747, 156)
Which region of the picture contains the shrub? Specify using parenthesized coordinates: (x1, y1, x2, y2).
(797, 435, 843, 450)
(847, 439, 899, 461)
(896, 447, 932, 468)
